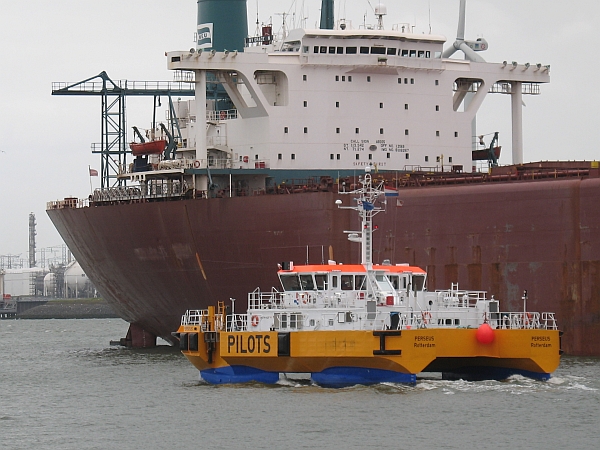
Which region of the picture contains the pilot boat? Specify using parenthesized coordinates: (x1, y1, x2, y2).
(174, 167, 562, 386)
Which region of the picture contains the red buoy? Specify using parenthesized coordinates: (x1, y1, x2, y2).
(476, 323, 495, 344)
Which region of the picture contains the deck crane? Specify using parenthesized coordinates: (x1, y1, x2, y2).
(52, 71, 194, 188)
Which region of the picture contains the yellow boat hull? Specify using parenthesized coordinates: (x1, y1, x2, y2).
(177, 326, 561, 385)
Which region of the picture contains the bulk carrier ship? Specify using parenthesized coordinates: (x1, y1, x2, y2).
(47, 0, 600, 355)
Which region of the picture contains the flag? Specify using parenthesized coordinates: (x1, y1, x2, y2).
(384, 187, 399, 197)
(89, 167, 98, 177)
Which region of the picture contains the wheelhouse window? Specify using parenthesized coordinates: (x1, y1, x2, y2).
(280, 274, 301, 291)
(346, 47, 357, 54)
(315, 274, 328, 290)
(412, 274, 426, 291)
(355, 275, 366, 290)
(387, 48, 397, 55)
(299, 274, 315, 290)
(341, 275, 354, 290)
(371, 47, 386, 54)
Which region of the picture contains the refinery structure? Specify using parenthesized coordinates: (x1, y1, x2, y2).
(1, 213, 96, 318)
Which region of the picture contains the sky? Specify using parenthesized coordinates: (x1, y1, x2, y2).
(0, 0, 598, 261)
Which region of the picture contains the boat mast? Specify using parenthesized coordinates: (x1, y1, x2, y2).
(336, 167, 385, 267)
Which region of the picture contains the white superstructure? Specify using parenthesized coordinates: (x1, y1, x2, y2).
(163, 9, 548, 180)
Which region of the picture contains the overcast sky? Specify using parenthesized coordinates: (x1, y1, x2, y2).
(1, 0, 598, 261)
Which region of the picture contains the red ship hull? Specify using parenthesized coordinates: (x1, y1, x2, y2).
(47, 176, 600, 355)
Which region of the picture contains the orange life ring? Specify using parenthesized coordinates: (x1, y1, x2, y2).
(220, 111, 226, 120)
(243, 156, 249, 163)
(524, 312, 533, 326)
(251, 315, 259, 327)
(422, 311, 432, 324)
(193, 160, 201, 169)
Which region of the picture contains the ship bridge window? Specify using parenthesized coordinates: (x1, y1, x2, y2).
(418, 50, 425, 58)
(401, 49, 409, 57)
(337, 47, 343, 54)
(387, 48, 397, 55)
(409, 50, 417, 57)
(320, 46, 327, 53)
(315, 274, 328, 290)
(371, 47, 386, 55)
(346, 47, 357, 54)
(412, 274, 426, 291)
(280, 274, 301, 291)
(388, 275, 400, 290)
(360, 47, 369, 54)
(341, 275, 354, 290)
(300, 275, 315, 290)
(313, 46, 319, 53)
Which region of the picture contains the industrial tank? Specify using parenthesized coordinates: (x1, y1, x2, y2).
(64, 261, 93, 298)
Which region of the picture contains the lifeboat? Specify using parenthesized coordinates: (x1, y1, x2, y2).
(129, 140, 167, 156)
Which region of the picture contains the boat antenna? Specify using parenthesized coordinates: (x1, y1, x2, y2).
(335, 166, 385, 266)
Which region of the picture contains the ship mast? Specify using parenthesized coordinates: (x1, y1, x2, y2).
(336, 167, 385, 267)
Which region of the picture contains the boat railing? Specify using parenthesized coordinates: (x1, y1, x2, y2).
(434, 289, 488, 307)
(497, 312, 558, 330)
(181, 309, 207, 326)
(226, 314, 248, 331)
(248, 288, 285, 310)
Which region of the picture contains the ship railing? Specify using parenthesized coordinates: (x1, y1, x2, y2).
(47, 197, 90, 210)
(206, 109, 238, 122)
(89, 181, 190, 203)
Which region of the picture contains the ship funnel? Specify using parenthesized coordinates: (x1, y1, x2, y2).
(320, 0, 334, 29)
(197, 0, 248, 52)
